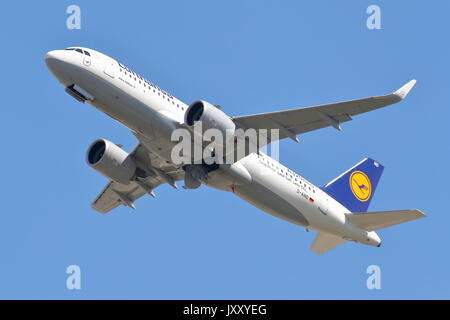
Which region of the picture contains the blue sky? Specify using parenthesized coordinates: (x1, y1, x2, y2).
(1, 1, 449, 299)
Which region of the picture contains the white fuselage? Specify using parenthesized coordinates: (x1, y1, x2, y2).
(45, 47, 380, 247)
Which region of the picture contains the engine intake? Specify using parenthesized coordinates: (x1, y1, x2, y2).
(185, 100, 236, 147)
(86, 139, 136, 184)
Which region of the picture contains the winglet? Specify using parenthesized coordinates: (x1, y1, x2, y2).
(394, 79, 417, 99)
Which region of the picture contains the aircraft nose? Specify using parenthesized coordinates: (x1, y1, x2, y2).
(45, 50, 73, 85)
(45, 50, 64, 69)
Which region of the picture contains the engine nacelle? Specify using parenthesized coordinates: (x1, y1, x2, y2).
(184, 100, 236, 147)
(86, 139, 136, 184)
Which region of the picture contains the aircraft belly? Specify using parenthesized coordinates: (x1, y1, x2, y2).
(234, 178, 309, 227)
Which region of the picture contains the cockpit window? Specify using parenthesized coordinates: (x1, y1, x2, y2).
(65, 47, 91, 56)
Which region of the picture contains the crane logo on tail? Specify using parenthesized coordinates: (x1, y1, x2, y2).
(349, 171, 372, 202)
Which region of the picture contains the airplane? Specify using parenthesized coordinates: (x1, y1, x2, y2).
(45, 47, 426, 254)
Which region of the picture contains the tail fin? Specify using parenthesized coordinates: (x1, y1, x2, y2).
(322, 158, 384, 212)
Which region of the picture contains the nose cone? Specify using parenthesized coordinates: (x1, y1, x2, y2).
(45, 50, 73, 85)
(45, 50, 65, 71)
(45, 50, 59, 61)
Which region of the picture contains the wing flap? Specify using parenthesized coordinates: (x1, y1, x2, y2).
(92, 180, 152, 214)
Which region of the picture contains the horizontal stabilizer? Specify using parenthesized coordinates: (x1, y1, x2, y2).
(346, 209, 426, 231)
(311, 232, 347, 255)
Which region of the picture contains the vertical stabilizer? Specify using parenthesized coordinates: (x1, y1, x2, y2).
(322, 158, 384, 212)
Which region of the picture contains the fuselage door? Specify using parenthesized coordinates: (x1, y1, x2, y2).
(104, 61, 115, 78)
(319, 197, 330, 216)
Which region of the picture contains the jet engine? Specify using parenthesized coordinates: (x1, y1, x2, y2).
(86, 139, 136, 184)
(184, 100, 236, 147)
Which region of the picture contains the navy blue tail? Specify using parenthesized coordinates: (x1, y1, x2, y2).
(321, 158, 384, 213)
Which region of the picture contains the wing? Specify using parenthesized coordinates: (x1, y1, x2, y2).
(92, 143, 184, 214)
(92, 180, 145, 213)
(233, 80, 416, 145)
(310, 232, 347, 255)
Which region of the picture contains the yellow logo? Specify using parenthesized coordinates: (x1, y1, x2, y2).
(349, 171, 371, 202)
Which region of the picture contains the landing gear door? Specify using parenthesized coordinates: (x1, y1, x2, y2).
(104, 61, 115, 78)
